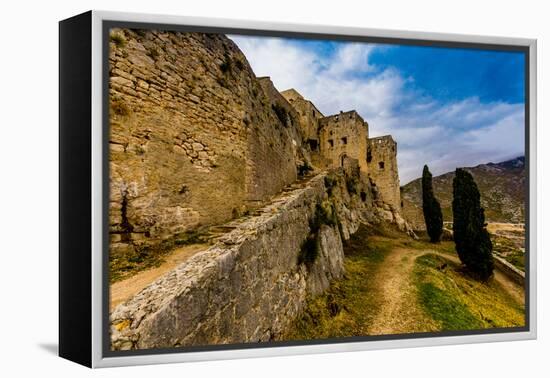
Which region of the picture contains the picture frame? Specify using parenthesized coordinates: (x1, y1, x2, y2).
(59, 10, 537, 368)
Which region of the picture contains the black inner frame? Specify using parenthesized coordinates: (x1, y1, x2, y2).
(102, 19, 531, 358)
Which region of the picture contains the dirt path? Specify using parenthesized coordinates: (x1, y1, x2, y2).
(367, 245, 524, 335)
(110, 243, 209, 312)
(367, 247, 438, 335)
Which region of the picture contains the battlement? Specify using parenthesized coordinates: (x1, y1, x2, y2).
(319, 110, 367, 127)
(369, 135, 396, 147)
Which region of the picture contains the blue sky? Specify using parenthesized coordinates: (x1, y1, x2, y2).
(229, 35, 525, 183)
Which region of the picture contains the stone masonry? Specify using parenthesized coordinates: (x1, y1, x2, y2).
(280, 89, 402, 210)
(319, 110, 369, 174)
(280, 89, 324, 145)
(111, 172, 351, 350)
(108, 29, 308, 258)
(367, 136, 401, 209)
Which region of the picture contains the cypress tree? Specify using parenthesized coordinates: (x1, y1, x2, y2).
(422, 165, 443, 243)
(452, 168, 494, 280)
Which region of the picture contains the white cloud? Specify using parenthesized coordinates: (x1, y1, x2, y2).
(229, 35, 525, 184)
(229, 36, 319, 94)
(326, 43, 376, 76)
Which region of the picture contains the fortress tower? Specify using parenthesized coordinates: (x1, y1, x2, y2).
(318, 110, 369, 174)
(367, 135, 401, 209)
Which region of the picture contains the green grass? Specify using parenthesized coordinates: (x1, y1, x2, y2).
(417, 282, 482, 330)
(402, 238, 456, 256)
(413, 254, 524, 330)
(414, 254, 483, 330)
(284, 224, 392, 340)
(284, 221, 525, 339)
(492, 235, 525, 271)
(500, 250, 525, 271)
(109, 245, 165, 283)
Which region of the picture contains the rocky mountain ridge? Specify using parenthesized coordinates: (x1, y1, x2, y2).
(401, 157, 525, 230)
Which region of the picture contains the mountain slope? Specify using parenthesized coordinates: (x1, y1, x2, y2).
(401, 157, 526, 230)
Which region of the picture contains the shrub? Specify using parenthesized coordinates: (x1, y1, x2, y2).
(324, 175, 337, 196)
(298, 161, 313, 177)
(146, 47, 159, 60)
(422, 165, 443, 243)
(298, 233, 319, 266)
(234, 58, 245, 70)
(314, 202, 338, 229)
(134, 29, 147, 38)
(452, 168, 494, 280)
(298, 202, 338, 267)
(345, 175, 359, 195)
(110, 32, 126, 48)
(219, 53, 232, 73)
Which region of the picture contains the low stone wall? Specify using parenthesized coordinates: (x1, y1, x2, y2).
(110, 173, 345, 350)
(493, 254, 525, 287)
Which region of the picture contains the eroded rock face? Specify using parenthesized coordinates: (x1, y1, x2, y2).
(306, 225, 345, 296)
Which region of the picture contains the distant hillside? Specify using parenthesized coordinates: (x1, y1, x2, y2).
(401, 157, 526, 230)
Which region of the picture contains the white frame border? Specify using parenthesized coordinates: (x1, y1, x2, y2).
(90, 10, 537, 368)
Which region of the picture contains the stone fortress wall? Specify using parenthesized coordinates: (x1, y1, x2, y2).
(108, 29, 308, 259)
(111, 172, 359, 350)
(257, 77, 311, 168)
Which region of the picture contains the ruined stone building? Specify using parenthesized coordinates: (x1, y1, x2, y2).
(280, 88, 401, 209)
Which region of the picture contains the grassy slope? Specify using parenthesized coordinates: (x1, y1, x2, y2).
(283, 224, 525, 340)
(414, 253, 524, 330)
